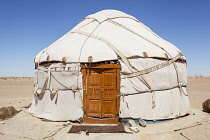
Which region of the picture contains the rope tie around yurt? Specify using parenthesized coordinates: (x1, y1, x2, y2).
(116, 85, 186, 97)
(150, 90, 156, 109)
(34, 68, 50, 99)
(121, 53, 183, 79)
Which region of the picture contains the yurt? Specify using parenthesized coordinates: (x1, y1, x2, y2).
(28, 10, 190, 123)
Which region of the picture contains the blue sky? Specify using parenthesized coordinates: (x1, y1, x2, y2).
(0, 0, 209, 77)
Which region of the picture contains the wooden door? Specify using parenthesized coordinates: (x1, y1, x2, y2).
(82, 64, 120, 123)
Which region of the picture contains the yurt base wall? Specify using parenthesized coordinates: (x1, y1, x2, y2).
(119, 87, 190, 120)
(28, 90, 83, 121)
(28, 63, 84, 121)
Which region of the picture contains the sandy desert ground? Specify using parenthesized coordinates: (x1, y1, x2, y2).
(0, 77, 209, 140)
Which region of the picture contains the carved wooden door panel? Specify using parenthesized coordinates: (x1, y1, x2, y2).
(101, 69, 117, 118)
(86, 68, 102, 118)
(85, 68, 117, 118)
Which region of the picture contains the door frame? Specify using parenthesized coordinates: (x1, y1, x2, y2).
(81, 63, 121, 124)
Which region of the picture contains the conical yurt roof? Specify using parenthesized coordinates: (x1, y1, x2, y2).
(35, 10, 184, 63)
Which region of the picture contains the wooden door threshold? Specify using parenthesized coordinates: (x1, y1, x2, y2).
(83, 117, 119, 124)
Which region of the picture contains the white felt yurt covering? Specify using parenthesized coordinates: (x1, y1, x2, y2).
(28, 10, 190, 121)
